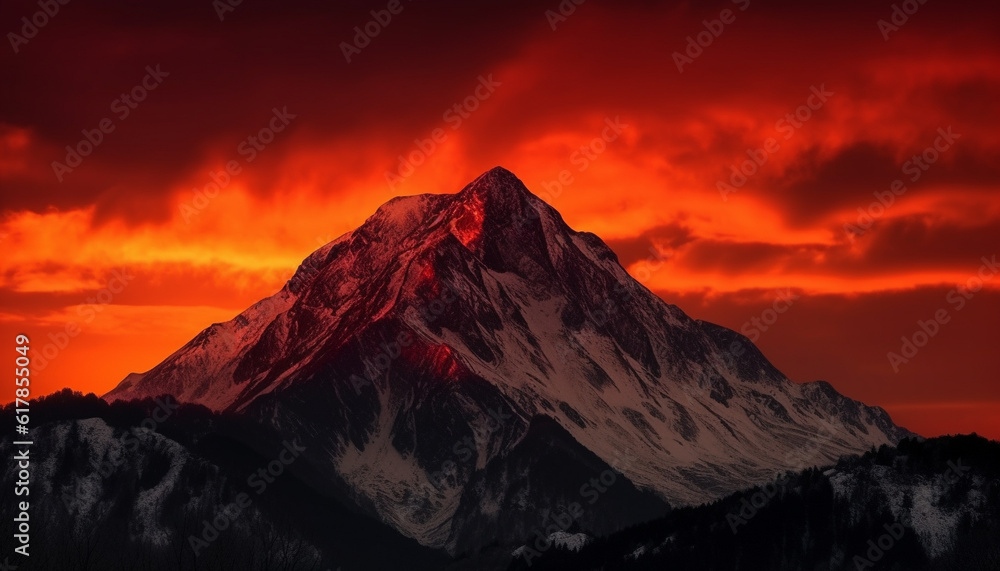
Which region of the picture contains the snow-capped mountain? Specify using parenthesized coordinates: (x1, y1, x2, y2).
(105, 167, 911, 552)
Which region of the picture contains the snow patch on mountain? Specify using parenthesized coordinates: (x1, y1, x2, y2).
(829, 463, 986, 557)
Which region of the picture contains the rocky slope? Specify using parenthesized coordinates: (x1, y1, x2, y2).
(106, 167, 911, 552)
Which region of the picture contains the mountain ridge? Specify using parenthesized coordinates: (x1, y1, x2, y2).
(105, 166, 912, 552)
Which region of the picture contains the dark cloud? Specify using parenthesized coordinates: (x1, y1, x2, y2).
(604, 222, 695, 267)
(0, 0, 550, 217)
(663, 286, 1000, 437)
(851, 217, 1000, 274)
(771, 143, 903, 221)
(609, 213, 1000, 280)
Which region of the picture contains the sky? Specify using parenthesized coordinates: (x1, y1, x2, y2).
(1, 0, 998, 439)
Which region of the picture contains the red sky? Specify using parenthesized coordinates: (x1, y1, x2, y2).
(2, 0, 998, 439)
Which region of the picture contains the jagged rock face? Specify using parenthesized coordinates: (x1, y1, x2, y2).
(106, 167, 911, 552)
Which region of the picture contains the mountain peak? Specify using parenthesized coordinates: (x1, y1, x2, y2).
(105, 167, 910, 553)
(459, 166, 530, 203)
(443, 167, 538, 250)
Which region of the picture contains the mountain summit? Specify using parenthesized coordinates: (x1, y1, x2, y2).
(106, 167, 911, 552)
(461, 165, 531, 200)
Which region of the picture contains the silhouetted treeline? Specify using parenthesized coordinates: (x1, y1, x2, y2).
(5, 390, 998, 570)
(0, 389, 449, 571)
(508, 434, 1000, 571)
